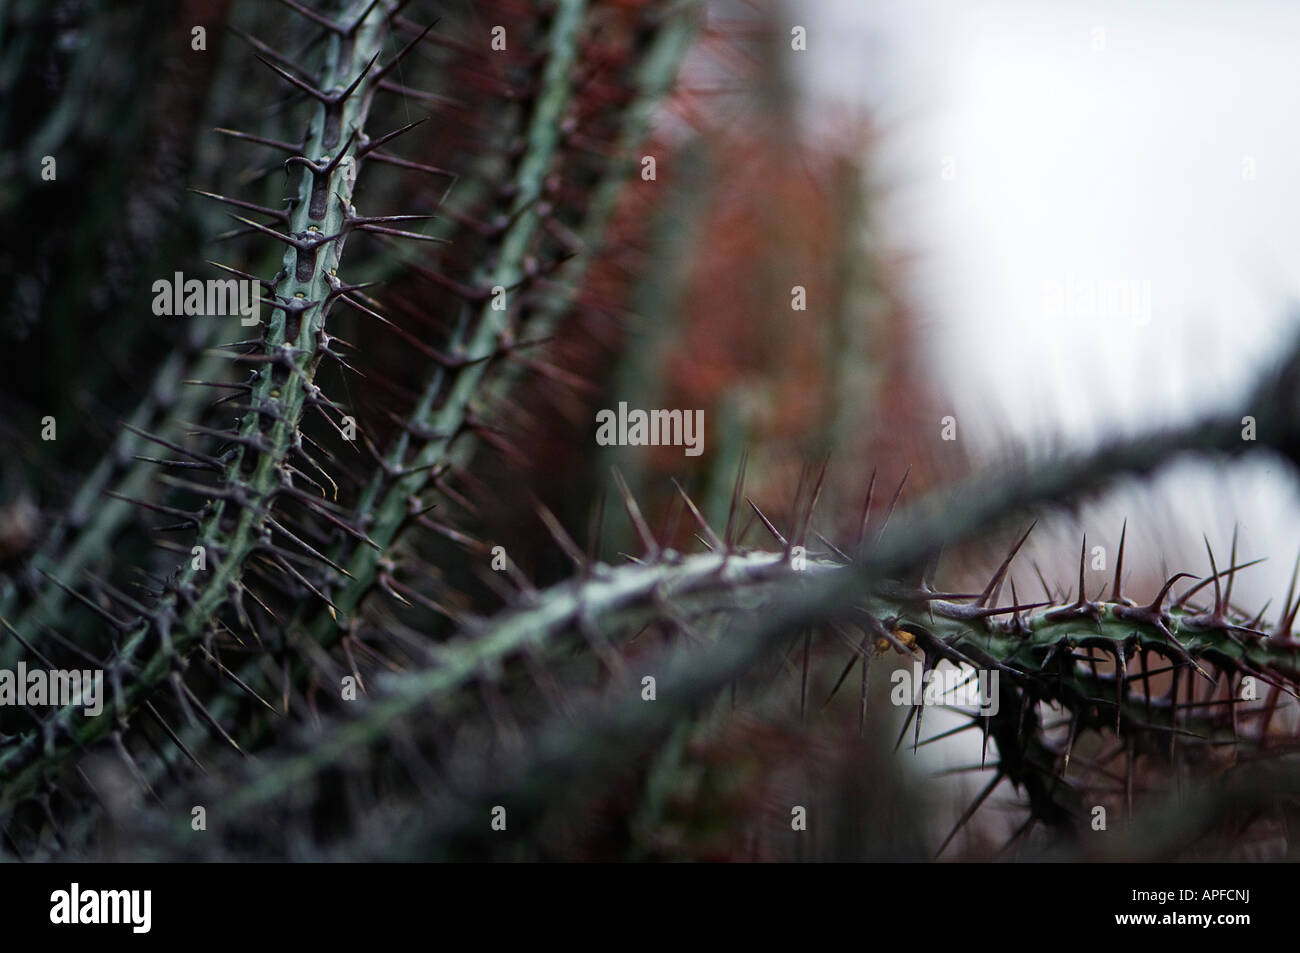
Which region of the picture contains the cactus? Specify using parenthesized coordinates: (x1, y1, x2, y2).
(1, 0, 415, 813)
(99, 445, 1300, 859)
(5, 0, 1300, 863)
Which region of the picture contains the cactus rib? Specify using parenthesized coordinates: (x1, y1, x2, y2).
(196, 521, 1300, 849)
(0, 0, 403, 813)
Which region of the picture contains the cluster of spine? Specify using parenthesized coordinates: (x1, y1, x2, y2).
(0, 0, 706, 857)
(185, 0, 703, 761)
(1, 0, 408, 828)
(88, 469, 1300, 860)
(0, 0, 247, 638)
(6, 0, 1300, 861)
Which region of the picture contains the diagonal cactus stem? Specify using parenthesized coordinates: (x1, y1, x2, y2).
(3, 2, 706, 846)
(311, 0, 595, 630)
(128, 394, 1285, 858)
(1, 331, 230, 661)
(12, 0, 1300, 864)
(156, 0, 596, 752)
(206, 548, 844, 822)
(262, 0, 699, 647)
(164, 0, 395, 643)
(0, 362, 1263, 821)
(198, 511, 1300, 842)
(0, 0, 402, 813)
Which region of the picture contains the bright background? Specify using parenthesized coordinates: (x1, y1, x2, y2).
(791, 0, 1300, 843)
(798, 0, 1300, 614)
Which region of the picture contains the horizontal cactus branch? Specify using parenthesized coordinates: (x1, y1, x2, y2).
(165, 491, 1300, 855)
(0, 389, 1273, 834)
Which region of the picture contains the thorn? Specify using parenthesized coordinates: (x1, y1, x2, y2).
(934, 773, 1003, 860)
(1224, 525, 1241, 609)
(824, 640, 865, 709)
(722, 451, 750, 553)
(254, 53, 330, 101)
(336, 52, 380, 104)
(203, 262, 275, 293)
(795, 454, 829, 551)
(213, 126, 299, 153)
(1009, 577, 1025, 632)
(1032, 560, 1055, 604)
(359, 116, 429, 156)
(274, 0, 342, 33)
(1205, 534, 1225, 614)
(747, 498, 787, 548)
(1172, 556, 1267, 610)
(376, 79, 464, 111)
(111, 732, 159, 803)
(1078, 533, 1087, 600)
(853, 468, 877, 555)
(263, 550, 339, 615)
(225, 213, 302, 248)
(188, 188, 288, 221)
(371, 19, 438, 85)
(120, 422, 224, 468)
(611, 468, 658, 560)
(265, 516, 355, 578)
(977, 522, 1036, 608)
(585, 483, 607, 580)
(1063, 709, 1080, 775)
(535, 501, 587, 571)
(367, 150, 457, 180)
(1278, 546, 1300, 639)
(0, 617, 57, 668)
(339, 294, 459, 365)
(1248, 598, 1272, 632)
(347, 0, 387, 34)
(813, 531, 851, 563)
(402, 254, 489, 301)
(354, 223, 449, 244)
(1112, 640, 1127, 734)
(103, 492, 203, 529)
(227, 24, 315, 81)
(873, 466, 911, 545)
(1118, 577, 1196, 642)
(142, 701, 205, 772)
(1111, 518, 1132, 604)
(672, 479, 723, 551)
(858, 629, 873, 736)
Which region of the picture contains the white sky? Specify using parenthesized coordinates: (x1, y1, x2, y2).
(796, 0, 1300, 613)
(784, 1, 1300, 845)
